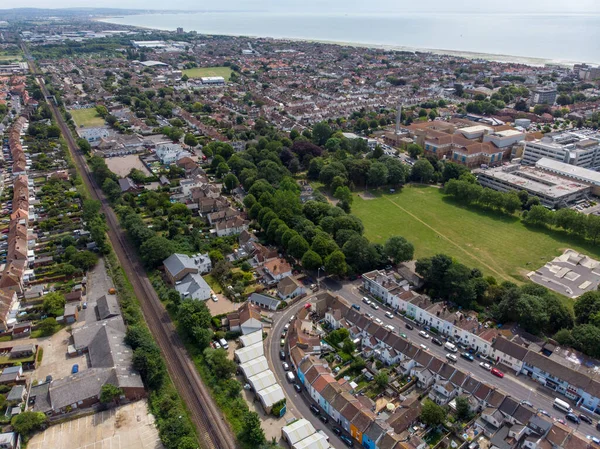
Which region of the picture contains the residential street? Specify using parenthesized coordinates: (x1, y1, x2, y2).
(266, 281, 600, 442)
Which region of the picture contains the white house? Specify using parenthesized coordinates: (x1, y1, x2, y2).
(175, 273, 211, 301)
(156, 143, 191, 165)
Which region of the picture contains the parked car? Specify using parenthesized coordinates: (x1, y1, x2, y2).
(566, 413, 580, 424)
(461, 352, 474, 362)
(282, 362, 290, 371)
(284, 323, 290, 331)
(385, 311, 394, 319)
(538, 409, 551, 418)
(214, 341, 221, 349)
(491, 367, 504, 378)
(310, 404, 320, 415)
(446, 353, 458, 363)
(365, 313, 373, 319)
(385, 324, 395, 332)
(280, 350, 286, 361)
(579, 414, 593, 425)
(362, 297, 371, 305)
(400, 333, 407, 338)
(280, 339, 285, 347)
(479, 362, 491, 371)
(319, 415, 329, 424)
(420, 344, 428, 351)
(332, 427, 342, 436)
(340, 435, 354, 447)
(432, 337, 442, 346)
(351, 304, 361, 311)
(370, 303, 379, 310)
(72, 364, 79, 374)
(375, 318, 383, 325)
(419, 331, 429, 339)
(294, 384, 302, 393)
(520, 400, 534, 408)
(405, 323, 413, 330)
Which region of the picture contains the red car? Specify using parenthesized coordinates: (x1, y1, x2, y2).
(491, 368, 504, 378)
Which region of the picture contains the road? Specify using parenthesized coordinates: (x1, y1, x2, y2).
(23, 45, 238, 449)
(322, 278, 600, 438)
(267, 298, 352, 447)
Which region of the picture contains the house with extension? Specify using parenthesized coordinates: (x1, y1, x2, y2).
(277, 276, 306, 300)
(175, 273, 211, 301)
(263, 258, 292, 285)
(227, 302, 263, 335)
(163, 253, 212, 283)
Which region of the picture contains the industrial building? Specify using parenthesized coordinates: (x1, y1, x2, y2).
(201, 76, 225, 85)
(474, 164, 592, 208)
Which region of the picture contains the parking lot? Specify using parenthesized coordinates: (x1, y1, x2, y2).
(33, 326, 88, 383)
(28, 400, 163, 449)
(105, 155, 151, 178)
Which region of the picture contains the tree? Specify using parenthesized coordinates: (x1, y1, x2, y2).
(384, 236, 414, 264)
(574, 291, 600, 324)
(240, 411, 266, 447)
(203, 347, 237, 379)
(140, 236, 176, 268)
(288, 235, 310, 259)
(411, 159, 435, 183)
(42, 292, 65, 317)
(312, 121, 333, 146)
(99, 383, 123, 404)
(184, 133, 198, 147)
(523, 205, 553, 226)
(342, 338, 356, 355)
(102, 178, 121, 202)
(301, 250, 323, 270)
(11, 412, 48, 438)
(324, 250, 347, 276)
(70, 251, 99, 271)
(407, 143, 423, 159)
(223, 173, 239, 192)
(455, 396, 472, 421)
(38, 317, 59, 336)
(420, 399, 446, 426)
(367, 162, 389, 188)
(334, 186, 353, 205)
(571, 324, 600, 358)
(76, 138, 91, 154)
(374, 369, 389, 388)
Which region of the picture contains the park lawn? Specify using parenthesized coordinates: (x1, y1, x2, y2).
(69, 108, 105, 128)
(183, 66, 233, 80)
(352, 185, 600, 284)
(0, 54, 22, 61)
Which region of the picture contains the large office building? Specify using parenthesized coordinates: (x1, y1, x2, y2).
(531, 86, 557, 105)
(474, 164, 592, 208)
(522, 131, 600, 169)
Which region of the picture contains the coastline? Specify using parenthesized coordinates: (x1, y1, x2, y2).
(95, 16, 591, 67)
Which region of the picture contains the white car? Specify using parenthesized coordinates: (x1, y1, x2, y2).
(365, 313, 373, 319)
(284, 323, 290, 331)
(479, 362, 492, 371)
(370, 303, 379, 310)
(420, 344, 428, 351)
(385, 312, 394, 319)
(282, 362, 290, 371)
(375, 318, 383, 325)
(385, 324, 395, 332)
(211, 294, 218, 302)
(446, 353, 458, 362)
(362, 297, 371, 305)
(419, 331, 430, 339)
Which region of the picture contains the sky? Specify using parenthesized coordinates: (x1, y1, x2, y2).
(2, 0, 600, 13)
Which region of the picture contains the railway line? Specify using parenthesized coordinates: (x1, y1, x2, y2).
(25, 48, 238, 449)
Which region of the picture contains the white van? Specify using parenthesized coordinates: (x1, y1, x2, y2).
(286, 372, 296, 383)
(219, 338, 229, 349)
(553, 398, 572, 413)
(444, 342, 458, 353)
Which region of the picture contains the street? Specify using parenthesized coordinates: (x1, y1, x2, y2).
(322, 278, 600, 438)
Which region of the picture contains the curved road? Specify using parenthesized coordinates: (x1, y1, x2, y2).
(24, 47, 238, 449)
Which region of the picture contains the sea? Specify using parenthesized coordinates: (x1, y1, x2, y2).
(99, 12, 600, 66)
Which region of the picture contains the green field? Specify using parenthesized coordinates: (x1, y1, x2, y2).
(0, 54, 22, 61)
(183, 66, 232, 80)
(69, 108, 105, 128)
(352, 186, 600, 282)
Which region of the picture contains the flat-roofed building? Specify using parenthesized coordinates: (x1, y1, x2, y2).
(536, 157, 600, 195)
(474, 164, 591, 208)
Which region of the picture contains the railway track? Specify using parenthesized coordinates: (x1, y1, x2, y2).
(26, 51, 237, 449)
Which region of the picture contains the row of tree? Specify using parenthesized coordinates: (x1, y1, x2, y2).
(416, 254, 573, 337)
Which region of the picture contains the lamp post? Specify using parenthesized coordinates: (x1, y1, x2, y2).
(317, 266, 325, 290)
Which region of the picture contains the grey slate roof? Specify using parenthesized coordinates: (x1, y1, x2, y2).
(163, 253, 196, 278)
(72, 317, 126, 351)
(6, 385, 25, 402)
(96, 294, 120, 320)
(248, 293, 280, 310)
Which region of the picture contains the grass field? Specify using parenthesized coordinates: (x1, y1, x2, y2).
(352, 185, 600, 283)
(183, 66, 233, 80)
(0, 54, 22, 61)
(69, 108, 105, 128)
